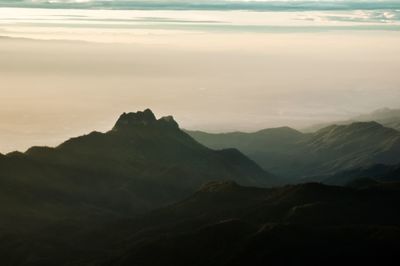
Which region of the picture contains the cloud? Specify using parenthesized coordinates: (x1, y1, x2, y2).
(29, 0, 93, 2)
(296, 10, 400, 24)
(1, 1, 400, 12)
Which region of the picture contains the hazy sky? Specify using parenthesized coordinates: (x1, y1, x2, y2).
(1, 2, 400, 152)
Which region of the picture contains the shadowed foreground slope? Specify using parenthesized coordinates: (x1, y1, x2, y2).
(101, 181, 400, 266)
(2, 181, 399, 265)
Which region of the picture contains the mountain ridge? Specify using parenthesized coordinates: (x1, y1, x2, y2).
(188, 121, 400, 180)
(303, 107, 400, 133)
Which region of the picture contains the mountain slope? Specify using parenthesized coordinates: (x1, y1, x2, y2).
(187, 127, 304, 153)
(303, 122, 400, 174)
(0, 109, 274, 232)
(102, 181, 400, 266)
(6, 181, 400, 265)
(188, 122, 400, 179)
(188, 127, 307, 178)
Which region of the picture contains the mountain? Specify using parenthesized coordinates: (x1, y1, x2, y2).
(302, 122, 400, 174)
(0, 109, 274, 233)
(187, 127, 307, 179)
(2, 110, 400, 265)
(187, 127, 304, 152)
(303, 107, 400, 132)
(188, 122, 400, 179)
(355, 107, 400, 131)
(4, 181, 400, 265)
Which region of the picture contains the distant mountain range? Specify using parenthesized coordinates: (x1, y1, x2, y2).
(188, 120, 400, 181)
(303, 107, 400, 132)
(0, 109, 274, 234)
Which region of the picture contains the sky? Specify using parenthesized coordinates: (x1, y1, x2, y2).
(1, 1, 400, 11)
(0, 1, 400, 152)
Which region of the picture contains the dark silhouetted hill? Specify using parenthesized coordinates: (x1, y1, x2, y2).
(0, 109, 274, 234)
(5, 181, 398, 265)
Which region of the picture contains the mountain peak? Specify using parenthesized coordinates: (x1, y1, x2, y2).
(350, 121, 382, 127)
(317, 121, 384, 134)
(113, 109, 156, 130)
(372, 107, 393, 114)
(355, 107, 400, 121)
(158, 115, 179, 128)
(345, 121, 384, 131)
(111, 109, 182, 133)
(367, 107, 400, 117)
